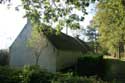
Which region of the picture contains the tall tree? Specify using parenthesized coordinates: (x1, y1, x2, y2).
(93, 0, 125, 58)
(85, 25, 99, 53)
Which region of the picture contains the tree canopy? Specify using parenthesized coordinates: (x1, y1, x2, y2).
(93, 0, 125, 57)
(1, 0, 97, 31)
(21, 0, 97, 31)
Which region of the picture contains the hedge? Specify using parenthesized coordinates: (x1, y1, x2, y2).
(76, 52, 106, 77)
(0, 65, 115, 83)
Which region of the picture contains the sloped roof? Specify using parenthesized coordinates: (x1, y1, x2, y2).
(41, 24, 91, 52)
(10, 20, 91, 53)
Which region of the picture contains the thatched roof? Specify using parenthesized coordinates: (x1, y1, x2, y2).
(10, 20, 91, 53)
(42, 24, 91, 52)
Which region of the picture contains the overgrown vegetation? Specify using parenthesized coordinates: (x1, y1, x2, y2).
(0, 50, 9, 65)
(77, 52, 105, 77)
(0, 65, 115, 83)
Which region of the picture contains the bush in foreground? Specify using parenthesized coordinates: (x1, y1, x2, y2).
(77, 52, 105, 77)
(0, 65, 115, 83)
(52, 73, 115, 83)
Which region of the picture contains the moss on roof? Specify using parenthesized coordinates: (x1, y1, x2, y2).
(41, 24, 91, 52)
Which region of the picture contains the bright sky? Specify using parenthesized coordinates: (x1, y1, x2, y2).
(0, 0, 96, 49)
(0, 0, 26, 49)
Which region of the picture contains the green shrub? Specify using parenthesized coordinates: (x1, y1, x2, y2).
(79, 52, 103, 63)
(21, 65, 53, 83)
(77, 52, 105, 77)
(0, 50, 9, 66)
(0, 65, 53, 83)
(0, 66, 22, 83)
(52, 73, 115, 83)
(0, 65, 115, 83)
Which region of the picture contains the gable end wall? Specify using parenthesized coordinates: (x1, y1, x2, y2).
(9, 21, 56, 72)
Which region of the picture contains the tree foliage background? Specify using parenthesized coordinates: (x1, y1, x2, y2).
(20, 0, 97, 31)
(93, 0, 125, 58)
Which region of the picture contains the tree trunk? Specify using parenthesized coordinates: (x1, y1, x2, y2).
(95, 42, 98, 53)
(124, 44, 125, 58)
(35, 53, 40, 65)
(118, 45, 121, 59)
(35, 55, 40, 65)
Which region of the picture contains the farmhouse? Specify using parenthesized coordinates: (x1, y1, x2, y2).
(1, 20, 90, 72)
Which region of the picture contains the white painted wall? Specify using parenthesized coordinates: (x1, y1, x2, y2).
(38, 41, 57, 72)
(9, 20, 83, 72)
(9, 21, 56, 72)
(56, 50, 82, 70)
